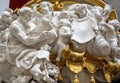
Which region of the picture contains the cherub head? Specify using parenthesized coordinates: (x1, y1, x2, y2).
(58, 19, 72, 37)
(1, 11, 12, 24)
(75, 5, 87, 18)
(39, 1, 53, 15)
(59, 10, 70, 19)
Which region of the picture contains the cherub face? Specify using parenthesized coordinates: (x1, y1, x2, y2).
(41, 4, 52, 15)
(2, 13, 12, 24)
(42, 6, 50, 14)
(75, 7, 87, 18)
(59, 26, 72, 37)
(40, 2, 53, 14)
(60, 11, 70, 19)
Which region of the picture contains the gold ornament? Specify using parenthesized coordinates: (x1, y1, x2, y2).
(90, 75, 95, 83)
(66, 60, 83, 74)
(103, 62, 120, 83)
(74, 74, 80, 83)
(58, 73, 63, 81)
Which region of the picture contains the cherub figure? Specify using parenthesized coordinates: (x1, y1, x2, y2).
(39, 1, 54, 20)
(0, 9, 15, 82)
(59, 10, 70, 20)
(55, 19, 72, 61)
(102, 19, 120, 63)
(0, 8, 14, 43)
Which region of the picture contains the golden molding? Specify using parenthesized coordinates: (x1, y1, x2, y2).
(25, 0, 41, 7)
(62, 44, 120, 83)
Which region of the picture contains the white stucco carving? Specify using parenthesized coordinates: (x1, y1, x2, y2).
(0, 1, 120, 83)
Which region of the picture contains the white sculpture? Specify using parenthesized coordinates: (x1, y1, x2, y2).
(0, 9, 14, 43)
(104, 19, 120, 63)
(0, 8, 17, 83)
(55, 19, 72, 61)
(69, 4, 110, 57)
(39, 1, 54, 20)
(60, 4, 111, 83)
(6, 6, 58, 83)
(7, 7, 57, 65)
(0, 1, 119, 83)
